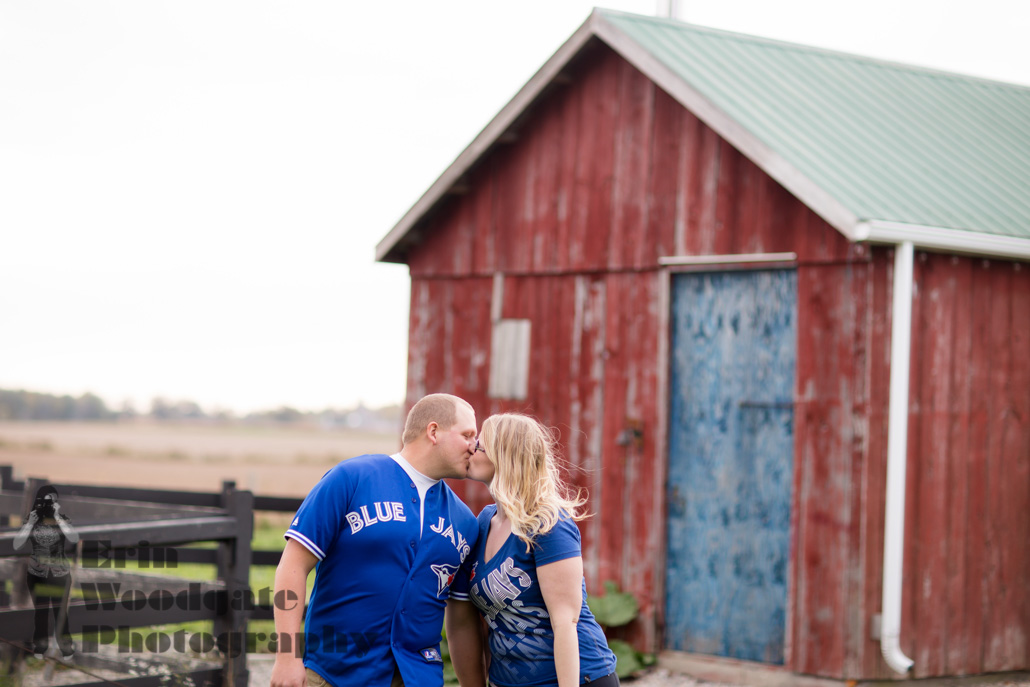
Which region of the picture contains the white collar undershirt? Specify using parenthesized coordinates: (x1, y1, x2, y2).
(391, 453, 439, 533)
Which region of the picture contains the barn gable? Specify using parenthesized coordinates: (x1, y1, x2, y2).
(378, 9, 1030, 264)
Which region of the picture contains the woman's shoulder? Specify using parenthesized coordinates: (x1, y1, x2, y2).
(535, 510, 585, 552)
(532, 512, 582, 563)
(476, 503, 497, 522)
(540, 512, 581, 539)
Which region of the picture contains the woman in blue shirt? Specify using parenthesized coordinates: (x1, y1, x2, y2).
(456, 413, 618, 687)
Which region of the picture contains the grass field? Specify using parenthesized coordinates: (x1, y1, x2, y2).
(0, 419, 400, 659)
(0, 419, 399, 496)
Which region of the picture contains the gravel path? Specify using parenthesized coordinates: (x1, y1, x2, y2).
(244, 657, 742, 687)
(242, 656, 1030, 687)
(243, 657, 742, 687)
(17, 652, 1030, 686)
(601, 667, 743, 686)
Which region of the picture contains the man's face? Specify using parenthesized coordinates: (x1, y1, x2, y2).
(437, 404, 477, 480)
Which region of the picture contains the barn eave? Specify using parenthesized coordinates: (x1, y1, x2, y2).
(855, 220, 1030, 261)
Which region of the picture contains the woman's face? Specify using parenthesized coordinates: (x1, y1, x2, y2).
(467, 435, 496, 484)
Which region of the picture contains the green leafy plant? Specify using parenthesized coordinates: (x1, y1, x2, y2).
(587, 580, 655, 679)
(588, 580, 639, 627)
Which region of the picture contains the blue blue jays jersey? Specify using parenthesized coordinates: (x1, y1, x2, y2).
(285, 454, 478, 687)
(455, 504, 617, 687)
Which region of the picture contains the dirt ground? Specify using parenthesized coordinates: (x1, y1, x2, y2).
(0, 420, 399, 496)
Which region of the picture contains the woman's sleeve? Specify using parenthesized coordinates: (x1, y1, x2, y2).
(534, 517, 582, 566)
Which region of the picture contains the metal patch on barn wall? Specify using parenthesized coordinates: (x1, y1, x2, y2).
(664, 269, 797, 664)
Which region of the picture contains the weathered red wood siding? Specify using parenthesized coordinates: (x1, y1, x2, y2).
(898, 255, 1030, 678)
(399, 42, 1030, 679)
(792, 249, 871, 678)
(795, 251, 1030, 680)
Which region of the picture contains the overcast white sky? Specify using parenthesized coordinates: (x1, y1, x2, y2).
(2, 1, 1027, 414)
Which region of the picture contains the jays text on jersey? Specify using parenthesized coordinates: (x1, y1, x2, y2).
(285, 454, 478, 687)
(454, 504, 617, 687)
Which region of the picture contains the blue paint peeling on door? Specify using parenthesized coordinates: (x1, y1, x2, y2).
(664, 270, 796, 664)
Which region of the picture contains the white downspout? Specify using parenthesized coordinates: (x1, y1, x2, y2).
(881, 241, 915, 674)
(656, 0, 684, 19)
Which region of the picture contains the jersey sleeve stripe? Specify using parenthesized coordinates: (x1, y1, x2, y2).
(449, 591, 470, 601)
(285, 530, 325, 560)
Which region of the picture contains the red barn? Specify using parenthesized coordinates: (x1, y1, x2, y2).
(377, 10, 1030, 682)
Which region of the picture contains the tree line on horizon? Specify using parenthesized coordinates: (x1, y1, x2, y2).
(0, 388, 401, 430)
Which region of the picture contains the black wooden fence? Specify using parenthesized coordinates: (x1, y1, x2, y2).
(0, 465, 303, 687)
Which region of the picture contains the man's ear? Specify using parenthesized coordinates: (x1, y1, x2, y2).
(427, 421, 440, 445)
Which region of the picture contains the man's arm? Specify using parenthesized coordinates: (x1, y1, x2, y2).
(445, 599, 486, 687)
(271, 538, 318, 687)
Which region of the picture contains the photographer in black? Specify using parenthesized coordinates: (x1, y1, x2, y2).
(13, 485, 79, 658)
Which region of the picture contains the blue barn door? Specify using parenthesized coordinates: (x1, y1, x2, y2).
(664, 269, 797, 664)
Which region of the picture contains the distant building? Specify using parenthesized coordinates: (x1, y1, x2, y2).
(339, 403, 401, 433)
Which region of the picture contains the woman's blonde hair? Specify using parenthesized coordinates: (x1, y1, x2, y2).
(479, 413, 587, 551)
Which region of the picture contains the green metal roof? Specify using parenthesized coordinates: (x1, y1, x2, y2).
(597, 9, 1030, 241)
(378, 9, 1030, 263)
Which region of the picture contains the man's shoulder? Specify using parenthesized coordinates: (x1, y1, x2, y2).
(309, 454, 397, 496)
(344, 453, 394, 467)
(439, 484, 478, 528)
(325, 453, 394, 476)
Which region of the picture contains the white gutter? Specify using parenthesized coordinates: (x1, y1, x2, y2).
(855, 220, 1030, 261)
(880, 241, 915, 675)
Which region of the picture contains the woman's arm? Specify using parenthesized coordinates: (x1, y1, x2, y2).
(53, 503, 78, 543)
(538, 556, 585, 687)
(13, 511, 37, 550)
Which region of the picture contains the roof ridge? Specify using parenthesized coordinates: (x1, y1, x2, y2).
(595, 7, 1030, 91)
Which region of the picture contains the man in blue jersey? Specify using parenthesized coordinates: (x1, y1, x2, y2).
(271, 393, 486, 687)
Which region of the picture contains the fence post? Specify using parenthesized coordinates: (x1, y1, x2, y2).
(0, 465, 14, 527)
(0, 466, 12, 609)
(216, 480, 252, 687)
(1, 478, 44, 676)
(0, 468, 20, 673)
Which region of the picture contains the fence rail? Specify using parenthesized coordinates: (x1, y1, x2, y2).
(0, 465, 304, 687)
